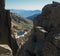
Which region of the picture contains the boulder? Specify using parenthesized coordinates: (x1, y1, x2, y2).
(0, 44, 13, 56)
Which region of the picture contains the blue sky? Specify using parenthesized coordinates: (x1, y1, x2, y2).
(5, 0, 60, 10)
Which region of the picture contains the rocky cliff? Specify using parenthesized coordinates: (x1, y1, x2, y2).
(16, 2, 60, 56)
(0, 0, 18, 56)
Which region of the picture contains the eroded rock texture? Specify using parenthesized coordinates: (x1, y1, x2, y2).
(17, 2, 60, 56)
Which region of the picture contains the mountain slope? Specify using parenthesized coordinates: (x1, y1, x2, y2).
(10, 13, 33, 47)
(10, 13, 33, 32)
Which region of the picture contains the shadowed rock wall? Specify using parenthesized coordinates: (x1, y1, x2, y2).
(16, 2, 60, 56)
(0, 0, 18, 56)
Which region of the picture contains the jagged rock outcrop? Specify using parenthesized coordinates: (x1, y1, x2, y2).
(0, 0, 18, 56)
(16, 2, 60, 56)
(33, 2, 60, 56)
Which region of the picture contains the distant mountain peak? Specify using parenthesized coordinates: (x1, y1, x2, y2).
(10, 9, 41, 18)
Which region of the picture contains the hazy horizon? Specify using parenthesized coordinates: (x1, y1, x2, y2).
(6, 8, 41, 11)
(5, 0, 60, 10)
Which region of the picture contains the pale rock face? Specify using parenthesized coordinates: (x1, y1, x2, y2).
(0, 44, 13, 56)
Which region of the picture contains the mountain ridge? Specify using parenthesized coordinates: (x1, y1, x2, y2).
(10, 9, 41, 18)
(27, 13, 41, 21)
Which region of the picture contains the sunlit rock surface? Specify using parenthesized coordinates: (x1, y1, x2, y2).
(0, 44, 13, 56)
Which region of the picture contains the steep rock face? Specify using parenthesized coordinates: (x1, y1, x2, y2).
(0, 10, 14, 56)
(0, 0, 18, 56)
(34, 1, 60, 56)
(17, 2, 60, 56)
